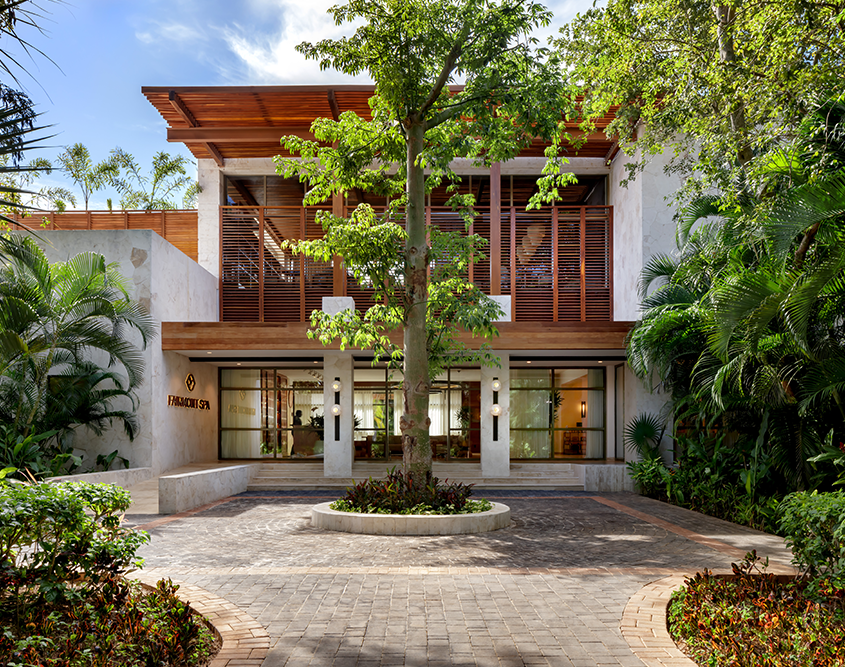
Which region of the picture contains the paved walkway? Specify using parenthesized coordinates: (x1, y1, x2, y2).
(125, 492, 794, 667)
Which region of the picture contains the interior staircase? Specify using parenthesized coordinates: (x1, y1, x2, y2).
(247, 461, 584, 492)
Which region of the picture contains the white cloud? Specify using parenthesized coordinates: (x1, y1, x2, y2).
(135, 21, 207, 47)
(221, 0, 601, 85)
(221, 0, 367, 84)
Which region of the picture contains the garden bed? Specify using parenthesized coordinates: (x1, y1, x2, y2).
(0, 577, 220, 667)
(668, 557, 845, 667)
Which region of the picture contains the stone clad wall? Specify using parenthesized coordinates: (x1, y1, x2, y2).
(20, 230, 219, 475)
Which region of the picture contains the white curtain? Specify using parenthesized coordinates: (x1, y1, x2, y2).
(355, 391, 375, 430)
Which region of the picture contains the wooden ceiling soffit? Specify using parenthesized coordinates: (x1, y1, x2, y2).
(168, 90, 224, 167)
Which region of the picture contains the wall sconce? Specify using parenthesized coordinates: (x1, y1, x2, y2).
(331, 403, 342, 417)
(331, 379, 343, 393)
(491, 379, 502, 392)
(491, 404, 502, 417)
(580, 401, 587, 418)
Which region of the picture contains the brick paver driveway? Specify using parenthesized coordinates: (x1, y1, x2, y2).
(129, 492, 793, 667)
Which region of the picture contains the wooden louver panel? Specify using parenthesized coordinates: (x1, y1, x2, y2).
(218, 203, 613, 324)
(261, 208, 302, 322)
(513, 209, 554, 321)
(221, 207, 260, 322)
(303, 207, 333, 321)
(584, 207, 611, 321)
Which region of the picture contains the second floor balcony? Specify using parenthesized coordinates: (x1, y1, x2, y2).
(220, 204, 613, 324)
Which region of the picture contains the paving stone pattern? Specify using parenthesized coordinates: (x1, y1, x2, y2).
(133, 494, 787, 666)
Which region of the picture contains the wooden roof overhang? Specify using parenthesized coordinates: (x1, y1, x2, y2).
(162, 321, 635, 353)
(142, 85, 622, 166)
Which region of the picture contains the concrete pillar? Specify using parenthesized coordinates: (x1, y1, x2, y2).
(323, 353, 354, 477)
(196, 159, 223, 279)
(481, 355, 510, 478)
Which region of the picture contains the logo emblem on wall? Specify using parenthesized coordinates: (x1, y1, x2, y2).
(185, 373, 196, 392)
(239, 389, 246, 400)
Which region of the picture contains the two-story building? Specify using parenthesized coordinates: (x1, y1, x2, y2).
(27, 85, 677, 493)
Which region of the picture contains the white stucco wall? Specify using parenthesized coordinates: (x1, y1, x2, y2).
(609, 149, 643, 322)
(19, 230, 219, 475)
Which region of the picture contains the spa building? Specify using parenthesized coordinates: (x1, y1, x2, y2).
(26, 85, 677, 495)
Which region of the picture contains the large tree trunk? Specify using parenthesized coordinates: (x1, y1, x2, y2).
(714, 3, 753, 166)
(400, 121, 432, 485)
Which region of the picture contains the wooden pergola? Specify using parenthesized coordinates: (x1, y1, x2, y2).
(142, 85, 622, 166)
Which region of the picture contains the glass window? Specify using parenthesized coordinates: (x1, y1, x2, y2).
(219, 368, 325, 459)
(352, 366, 480, 461)
(510, 367, 605, 460)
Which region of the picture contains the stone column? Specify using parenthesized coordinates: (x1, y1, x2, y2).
(480, 354, 510, 478)
(323, 353, 354, 477)
(196, 159, 224, 279)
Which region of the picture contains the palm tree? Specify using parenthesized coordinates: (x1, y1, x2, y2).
(0, 235, 156, 444)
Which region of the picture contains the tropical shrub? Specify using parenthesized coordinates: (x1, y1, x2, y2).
(332, 467, 487, 514)
(626, 457, 668, 499)
(669, 553, 845, 667)
(0, 481, 217, 665)
(0, 235, 155, 476)
(779, 491, 845, 595)
(0, 481, 148, 614)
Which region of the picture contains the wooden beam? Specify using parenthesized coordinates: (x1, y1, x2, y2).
(167, 126, 613, 146)
(169, 90, 199, 127)
(161, 320, 634, 352)
(327, 89, 341, 122)
(205, 142, 225, 167)
(169, 90, 224, 166)
(167, 127, 314, 142)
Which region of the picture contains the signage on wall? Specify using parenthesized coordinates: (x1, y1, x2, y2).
(168, 395, 211, 411)
(227, 404, 256, 416)
(168, 374, 210, 411)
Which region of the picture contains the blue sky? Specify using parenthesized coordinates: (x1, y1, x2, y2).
(10, 0, 596, 209)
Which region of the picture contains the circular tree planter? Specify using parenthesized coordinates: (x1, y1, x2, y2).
(311, 501, 511, 535)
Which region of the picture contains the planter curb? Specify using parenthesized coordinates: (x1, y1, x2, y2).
(311, 501, 511, 535)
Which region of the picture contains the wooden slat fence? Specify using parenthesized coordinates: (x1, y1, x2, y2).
(7, 210, 198, 262)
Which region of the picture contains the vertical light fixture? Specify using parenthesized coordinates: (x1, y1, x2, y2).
(580, 401, 587, 419)
(332, 377, 341, 441)
(491, 377, 500, 441)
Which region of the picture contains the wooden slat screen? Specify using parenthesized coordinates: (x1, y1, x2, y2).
(221, 207, 260, 322)
(584, 207, 612, 321)
(219, 204, 613, 324)
(303, 207, 333, 321)
(8, 210, 198, 261)
(557, 207, 583, 321)
(262, 208, 302, 322)
(513, 208, 554, 321)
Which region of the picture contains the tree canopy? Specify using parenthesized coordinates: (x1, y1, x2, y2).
(277, 0, 570, 480)
(558, 0, 845, 201)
